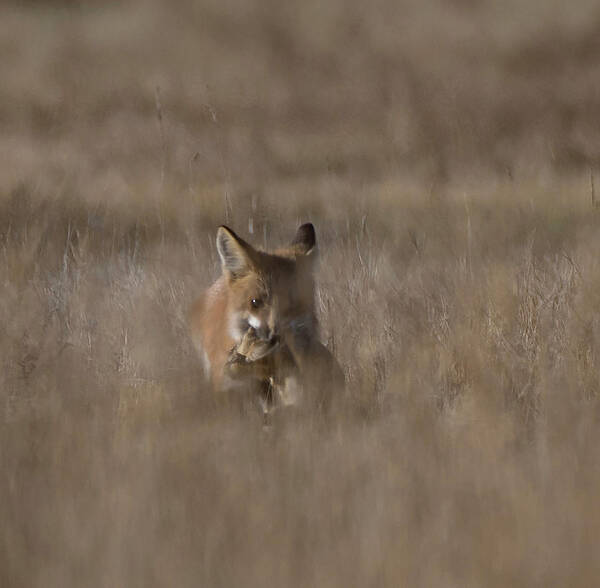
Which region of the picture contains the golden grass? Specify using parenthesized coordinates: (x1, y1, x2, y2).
(2, 1, 600, 586)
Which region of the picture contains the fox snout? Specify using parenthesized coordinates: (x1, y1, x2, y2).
(248, 312, 312, 344)
(247, 314, 279, 344)
(254, 324, 279, 345)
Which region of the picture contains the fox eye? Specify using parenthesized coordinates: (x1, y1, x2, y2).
(251, 297, 263, 309)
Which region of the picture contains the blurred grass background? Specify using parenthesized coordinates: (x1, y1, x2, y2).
(2, 1, 600, 586)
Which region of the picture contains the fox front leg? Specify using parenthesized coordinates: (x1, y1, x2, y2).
(282, 327, 345, 410)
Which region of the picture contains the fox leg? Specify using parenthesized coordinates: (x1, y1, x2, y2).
(283, 330, 344, 410)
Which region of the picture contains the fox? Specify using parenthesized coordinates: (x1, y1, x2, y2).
(189, 222, 344, 414)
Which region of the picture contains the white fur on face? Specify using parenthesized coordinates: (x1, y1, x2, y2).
(247, 314, 262, 330)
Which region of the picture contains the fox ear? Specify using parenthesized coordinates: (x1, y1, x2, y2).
(291, 223, 316, 256)
(216, 226, 254, 277)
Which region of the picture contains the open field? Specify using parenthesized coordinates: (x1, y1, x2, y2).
(2, 1, 600, 586)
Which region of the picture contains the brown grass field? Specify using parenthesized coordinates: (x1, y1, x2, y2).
(2, 1, 600, 586)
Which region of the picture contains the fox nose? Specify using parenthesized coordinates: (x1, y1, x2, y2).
(257, 326, 278, 344)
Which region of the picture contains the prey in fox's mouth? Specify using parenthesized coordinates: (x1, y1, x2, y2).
(234, 322, 281, 362)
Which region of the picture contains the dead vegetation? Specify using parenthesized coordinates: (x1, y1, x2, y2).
(2, 1, 600, 586)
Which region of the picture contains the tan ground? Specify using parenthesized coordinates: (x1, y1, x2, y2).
(2, 1, 600, 586)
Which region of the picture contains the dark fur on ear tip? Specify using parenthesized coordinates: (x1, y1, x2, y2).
(291, 223, 316, 254)
(217, 225, 238, 240)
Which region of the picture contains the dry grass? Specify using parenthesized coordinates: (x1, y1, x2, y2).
(2, 1, 600, 586)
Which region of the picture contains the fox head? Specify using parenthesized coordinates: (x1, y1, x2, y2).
(216, 223, 318, 354)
